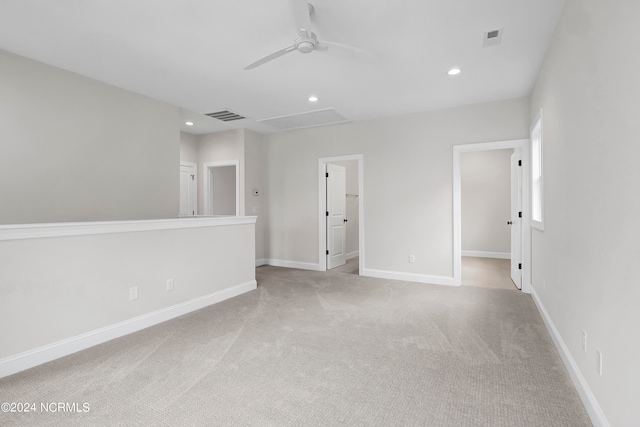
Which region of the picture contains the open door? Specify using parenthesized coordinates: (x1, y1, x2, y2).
(326, 163, 347, 269)
(510, 149, 522, 289)
(179, 162, 197, 216)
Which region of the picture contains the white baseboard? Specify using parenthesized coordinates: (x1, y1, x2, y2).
(530, 287, 610, 427)
(0, 280, 257, 379)
(255, 258, 267, 267)
(462, 250, 511, 259)
(346, 250, 360, 260)
(261, 259, 323, 271)
(362, 268, 455, 286)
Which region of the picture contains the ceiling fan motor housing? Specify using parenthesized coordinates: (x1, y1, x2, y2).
(296, 32, 318, 53)
(297, 41, 315, 53)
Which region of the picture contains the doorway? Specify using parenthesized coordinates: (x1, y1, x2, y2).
(453, 139, 531, 293)
(204, 160, 240, 216)
(318, 155, 364, 274)
(459, 148, 516, 289)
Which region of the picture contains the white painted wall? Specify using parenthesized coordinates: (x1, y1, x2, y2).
(265, 98, 530, 277)
(0, 49, 180, 224)
(244, 130, 267, 263)
(179, 132, 199, 164)
(530, 1, 640, 425)
(461, 149, 511, 256)
(0, 219, 256, 373)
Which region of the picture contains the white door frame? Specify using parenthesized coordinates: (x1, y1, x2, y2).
(318, 154, 364, 273)
(453, 139, 531, 293)
(179, 161, 198, 217)
(203, 160, 240, 216)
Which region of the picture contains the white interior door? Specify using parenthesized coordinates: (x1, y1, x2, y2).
(179, 163, 196, 216)
(327, 164, 347, 269)
(510, 150, 522, 289)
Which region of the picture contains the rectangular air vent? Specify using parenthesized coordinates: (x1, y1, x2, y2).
(260, 108, 349, 131)
(483, 28, 503, 47)
(206, 109, 245, 122)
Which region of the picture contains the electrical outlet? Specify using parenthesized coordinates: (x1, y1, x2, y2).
(252, 206, 259, 214)
(582, 330, 587, 352)
(409, 254, 415, 263)
(166, 279, 174, 292)
(130, 287, 138, 301)
(596, 349, 603, 375)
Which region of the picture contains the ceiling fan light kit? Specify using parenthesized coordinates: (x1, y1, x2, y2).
(244, 0, 371, 70)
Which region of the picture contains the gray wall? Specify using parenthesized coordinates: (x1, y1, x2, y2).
(0, 50, 180, 224)
(244, 130, 267, 262)
(530, 0, 640, 425)
(265, 97, 530, 276)
(179, 132, 199, 164)
(461, 149, 512, 255)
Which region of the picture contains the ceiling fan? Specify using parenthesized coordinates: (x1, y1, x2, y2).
(244, 0, 372, 70)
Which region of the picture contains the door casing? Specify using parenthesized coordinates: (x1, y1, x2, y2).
(203, 160, 241, 216)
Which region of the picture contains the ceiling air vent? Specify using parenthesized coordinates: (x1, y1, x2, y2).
(206, 109, 245, 122)
(483, 28, 503, 47)
(260, 108, 349, 131)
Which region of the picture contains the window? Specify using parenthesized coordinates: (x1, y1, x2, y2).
(531, 109, 544, 230)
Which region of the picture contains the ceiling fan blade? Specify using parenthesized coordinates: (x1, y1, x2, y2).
(317, 40, 375, 61)
(244, 44, 297, 70)
(290, 0, 312, 37)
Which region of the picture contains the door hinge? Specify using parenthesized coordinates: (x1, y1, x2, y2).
(326, 172, 329, 178)
(192, 210, 195, 215)
(326, 211, 329, 217)
(191, 174, 195, 180)
(518, 211, 522, 218)
(518, 160, 522, 166)
(518, 263, 522, 270)
(326, 250, 329, 255)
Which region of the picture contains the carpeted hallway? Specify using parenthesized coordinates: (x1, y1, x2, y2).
(0, 264, 591, 426)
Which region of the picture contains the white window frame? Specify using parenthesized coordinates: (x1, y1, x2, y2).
(530, 109, 544, 230)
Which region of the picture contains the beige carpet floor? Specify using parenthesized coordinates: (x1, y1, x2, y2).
(462, 256, 517, 290)
(0, 263, 591, 426)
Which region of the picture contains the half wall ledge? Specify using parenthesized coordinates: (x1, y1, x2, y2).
(0, 216, 257, 241)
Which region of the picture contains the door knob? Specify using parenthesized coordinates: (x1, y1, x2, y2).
(343, 219, 348, 223)
(507, 221, 512, 225)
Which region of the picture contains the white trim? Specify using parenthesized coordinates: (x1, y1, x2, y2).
(255, 258, 268, 267)
(203, 160, 241, 216)
(262, 259, 323, 271)
(453, 139, 531, 293)
(318, 154, 364, 275)
(362, 268, 454, 286)
(179, 161, 198, 216)
(0, 280, 257, 378)
(461, 250, 510, 259)
(346, 250, 360, 260)
(530, 109, 544, 231)
(0, 216, 257, 241)
(531, 288, 610, 427)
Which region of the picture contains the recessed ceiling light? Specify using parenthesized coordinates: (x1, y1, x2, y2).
(185, 121, 194, 126)
(308, 95, 319, 102)
(447, 67, 462, 76)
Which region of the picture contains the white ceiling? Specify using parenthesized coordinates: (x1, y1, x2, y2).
(0, 0, 565, 135)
